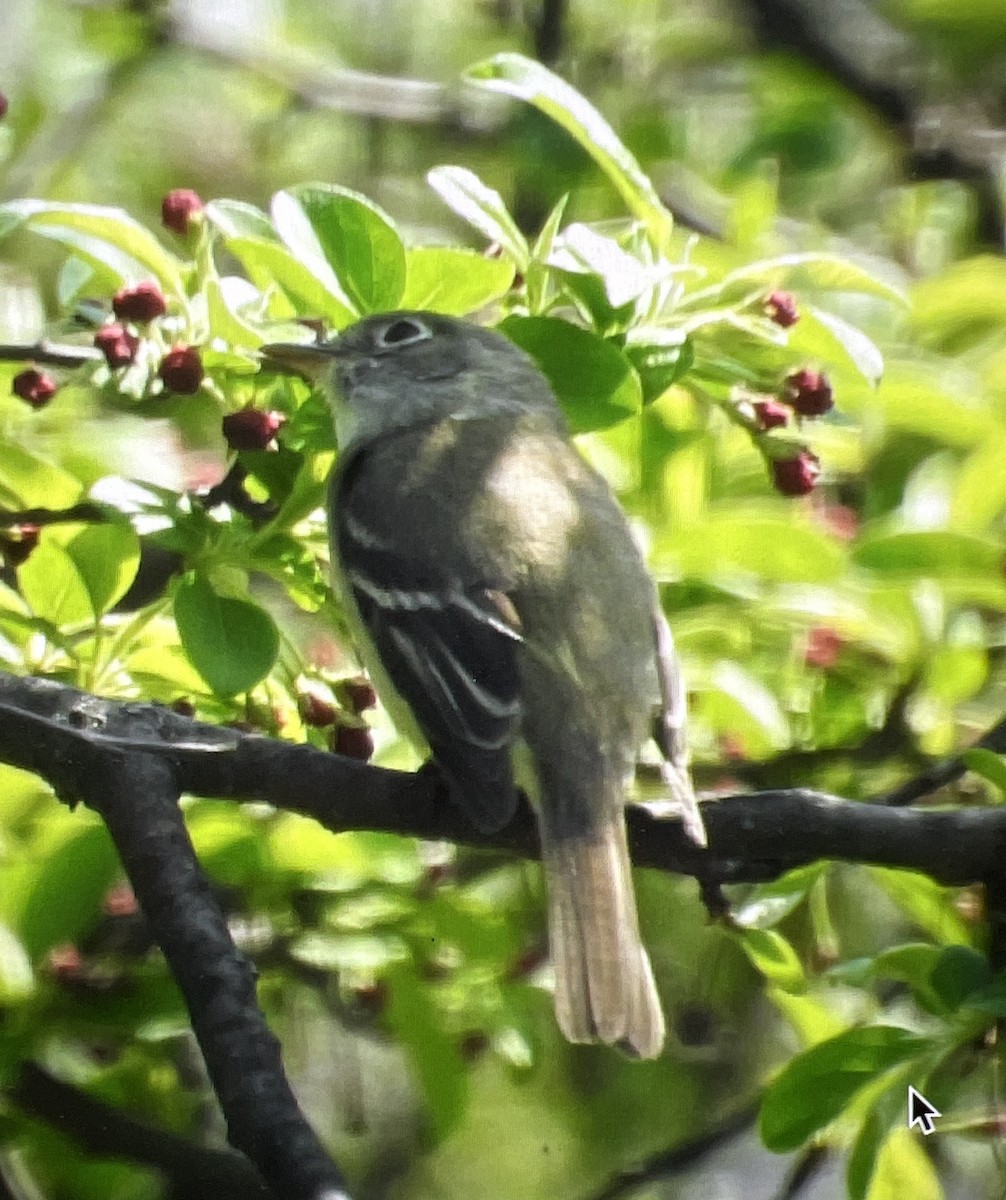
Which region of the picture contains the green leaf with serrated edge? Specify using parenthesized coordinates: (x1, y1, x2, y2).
(963, 748, 1006, 798)
(66, 524, 140, 619)
(759, 1026, 925, 1152)
(0, 201, 185, 294)
(499, 315, 641, 433)
(426, 166, 529, 270)
(18, 538, 92, 627)
(735, 927, 805, 991)
(273, 185, 405, 314)
(173, 573, 279, 696)
(400, 247, 514, 315)
(853, 531, 1001, 577)
(465, 54, 673, 250)
(226, 235, 354, 324)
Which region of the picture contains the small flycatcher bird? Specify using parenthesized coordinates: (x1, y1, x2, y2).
(264, 312, 704, 1058)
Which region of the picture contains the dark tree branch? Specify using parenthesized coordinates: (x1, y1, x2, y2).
(9, 1062, 269, 1200)
(77, 749, 350, 1200)
(0, 341, 101, 367)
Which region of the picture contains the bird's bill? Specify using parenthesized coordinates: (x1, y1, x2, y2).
(260, 341, 338, 378)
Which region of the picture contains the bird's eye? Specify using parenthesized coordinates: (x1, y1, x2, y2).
(378, 318, 431, 348)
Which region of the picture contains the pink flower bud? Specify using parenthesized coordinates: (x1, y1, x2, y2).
(158, 345, 203, 394)
(95, 323, 140, 368)
(12, 368, 57, 408)
(784, 368, 833, 417)
(753, 399, 789, 430)
(112, 281, 166, 323)
(805, 626, 844, 669)
(222, 406, 285, 451)
(764, 290, 799, 328)
(161, 188, 204, 235)
(771, 450, 820, 496)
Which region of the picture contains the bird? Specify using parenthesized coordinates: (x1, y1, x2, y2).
(263, 311, 704, 1057)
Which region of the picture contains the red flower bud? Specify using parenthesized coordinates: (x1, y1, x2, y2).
(103, 884, 138, 917)
(298, 691, 338, 728)
(12, 368, 57, 408)
(343, 677, 377, 714)
(0, 93, 8, 120)
(222, 406, 285, 451)
(753, 399, 789, 430)
(158, 344, 203, 394)
(771, 450, 820, 496)
(332, 722, 374, 761)
(112, 281, 167, 323)
(784, 368, 833, 417)
(805, 626, 843, 669)
(764, 290, 799, 328)
(48, 943, 84, 981)
(161, 188, 204, 235)
(95, 323, 140, 368)
(1, 524, 39, 567)
(171, 697, 196, 718)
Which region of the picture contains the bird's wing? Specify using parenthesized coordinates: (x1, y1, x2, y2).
(335, 486, 523, 835)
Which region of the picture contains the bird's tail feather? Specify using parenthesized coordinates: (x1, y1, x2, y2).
(541, 810, 665, 1059)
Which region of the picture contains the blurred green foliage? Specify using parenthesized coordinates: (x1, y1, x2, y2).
(0, 3, 1005, 1199)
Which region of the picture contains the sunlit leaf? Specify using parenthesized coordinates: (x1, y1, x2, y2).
(173, 573, 279, 696)
(426, 166, 529, 270)
(465, 53, 674, 249)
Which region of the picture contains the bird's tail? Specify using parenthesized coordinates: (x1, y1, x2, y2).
(539, 806, 665, 1059)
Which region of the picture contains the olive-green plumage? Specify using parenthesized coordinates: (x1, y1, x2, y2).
(264, 312, 703, 1057)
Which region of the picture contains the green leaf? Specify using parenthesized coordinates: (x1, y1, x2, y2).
(703, 660, 791, 754)
(723, 252, 907, 307)
(853, 530, 1001, 577)
(465, 53, 673, 250)
(384, 964, 468, 1142)
(204, 199, 277, 240)
(0, 922, 33, 1003)
(869, 867, 972, 946)
(400, 247, 515, 315)
(173, 573, 279, 696)
(732, 864, 828, 929)
(65, 524, 141, 619)
(802, 307, 884, 386)
(226, 235, 355, 324)
(0, 200, 185, 295)
(963, 748, 1006, 798)
(6, 822, 121, 958)
(928, 945, 991, 1011)
(950, 431, 1006, 531)
(735, 927, 805, 991)
(0, 444, 83, 510)
(272, 184, 405, 314)
(18, 538, 92, 627)
(760, 1025, 925, 1152)
(548, 223, 665, 307)
(426, 166, 529, 270)
(498, 315, 641, 432)
(657, 510, 845, 584)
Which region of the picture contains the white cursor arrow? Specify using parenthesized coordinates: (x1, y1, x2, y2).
(907, 1085, 941, 1135)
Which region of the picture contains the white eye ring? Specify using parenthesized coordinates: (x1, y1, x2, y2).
(377, 317, 432, 348)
